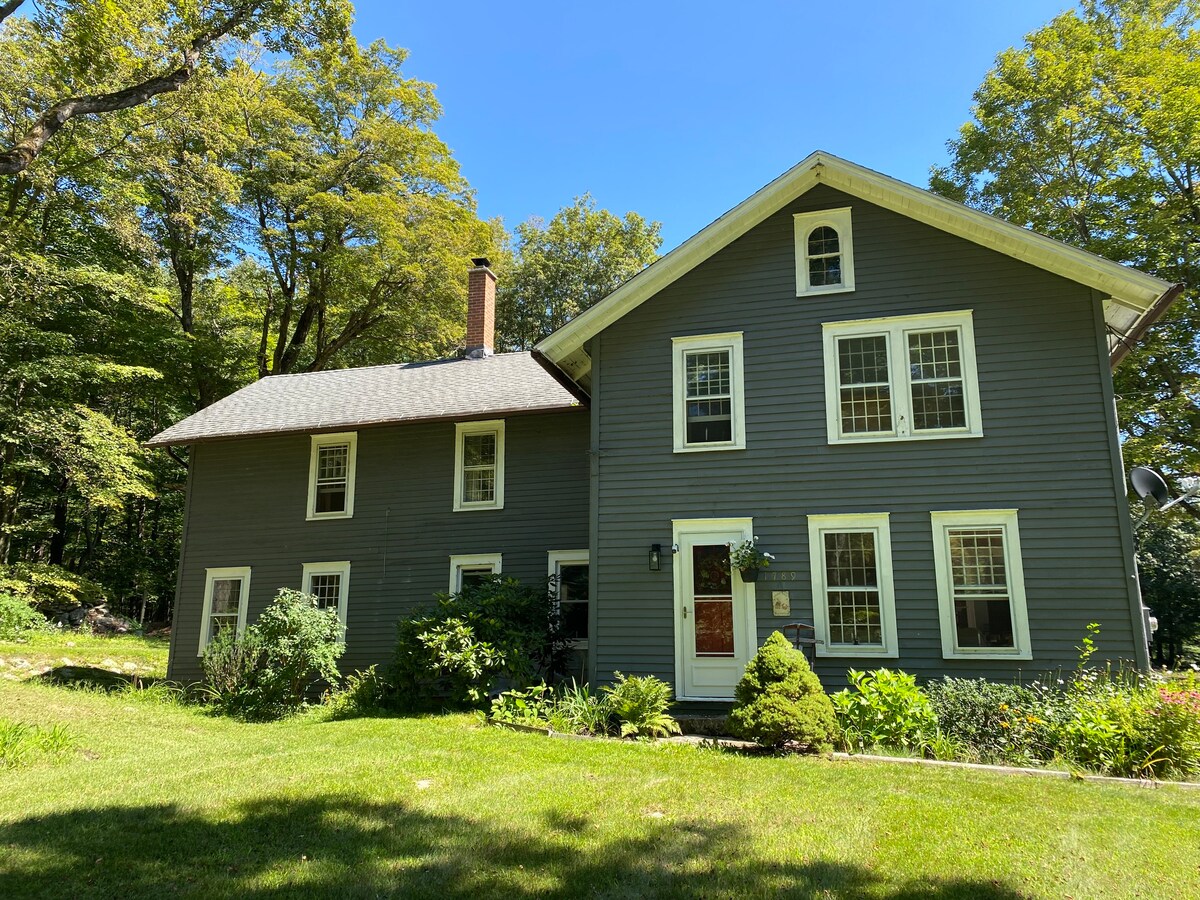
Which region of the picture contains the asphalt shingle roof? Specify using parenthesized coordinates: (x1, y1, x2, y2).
(146, 351, 581, 447)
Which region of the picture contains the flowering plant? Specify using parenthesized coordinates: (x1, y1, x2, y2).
(729, 536, 774, 570)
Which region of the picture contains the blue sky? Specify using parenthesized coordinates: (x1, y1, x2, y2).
(353, 1, 1073, 250)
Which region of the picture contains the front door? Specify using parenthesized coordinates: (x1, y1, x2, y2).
(673, 518, 756, 700)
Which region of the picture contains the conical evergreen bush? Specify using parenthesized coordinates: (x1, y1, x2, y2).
(728, 631, 839, 751)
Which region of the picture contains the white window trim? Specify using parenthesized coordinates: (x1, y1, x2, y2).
(197, 566, 251, 656)
(306, 432, 357, 521)
(453, 420, 505, 511)
(931, 509, 1032, 661)
(821, 309, 983, 445)
(795, 207, 855, 296)
(301, 561, 351, 637)
(671, 332, 747, 453)
(548, 549, 590, 649)
(807, 513, 898, 658)
(448, 552, 503, 593)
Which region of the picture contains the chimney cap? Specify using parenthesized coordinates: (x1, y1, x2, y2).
(470, 256, 492, 269)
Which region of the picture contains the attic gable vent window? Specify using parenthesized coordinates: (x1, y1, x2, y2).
(795, 207, 855, 296)
(307, 432, 357, 520)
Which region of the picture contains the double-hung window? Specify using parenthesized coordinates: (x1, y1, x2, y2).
(822, 310, 982, 443)
(449, 553, 502, 593)
(454, 420, 505, 510)
(301, 561, 351, 634)
(672, 332, 746, 452)
(931, 510, 1031, 660)
(548, 550, 590, 645)
(794, 207, 855, 295)
(807, 514, 898, 657)
(307, 432, 357, 520)
(198, 567, 251, 655)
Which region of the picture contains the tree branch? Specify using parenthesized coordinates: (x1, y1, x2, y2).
(0, 1, 25, 28)
(0, 2, 264, 175)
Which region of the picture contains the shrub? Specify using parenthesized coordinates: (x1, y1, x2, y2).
(201, 589, 343, 721)
(0, 592, 47, 640)
(831, 668, 937, 753)
(727, 631, 839, 751)
(489, 680, 614, 736)
(323, 666, 392, 720)
(603, 672, 681, 738)
(393, 576, 569, 710)
(928, 677, 1051, 764)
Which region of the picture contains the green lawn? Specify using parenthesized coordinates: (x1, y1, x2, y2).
(1, 674, 1199, 899)
(0, 631, 169, 683)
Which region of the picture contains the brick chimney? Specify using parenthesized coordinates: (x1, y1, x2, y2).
(465, 257, 496, 358)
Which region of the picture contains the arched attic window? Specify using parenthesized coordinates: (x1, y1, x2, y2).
(794, 207, 855, 295)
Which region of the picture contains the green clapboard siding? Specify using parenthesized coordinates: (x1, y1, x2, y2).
(168, 410, 589, 682)
(590, 184, 1143, 691)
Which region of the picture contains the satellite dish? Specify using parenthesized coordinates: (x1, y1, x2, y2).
(1131, 467, 1171, 509)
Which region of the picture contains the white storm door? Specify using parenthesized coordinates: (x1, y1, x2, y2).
(673, 518, 756, 700)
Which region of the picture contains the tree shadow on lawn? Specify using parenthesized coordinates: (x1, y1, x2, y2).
(33, 666, 165, 691)
(0, 794, 1026, 899)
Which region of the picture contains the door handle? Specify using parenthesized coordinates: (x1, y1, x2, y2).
(682, 606, 688, 619)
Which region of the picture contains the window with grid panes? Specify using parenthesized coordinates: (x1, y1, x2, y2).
(795, 208, 854, 295)
(672, 333, 745, 451)
(822, 311, 981, 443)
(454, 420, 505, 510)
(807, 226, 843, 287)
(807, 513, 897, 657)
(307, 433, 356, 519)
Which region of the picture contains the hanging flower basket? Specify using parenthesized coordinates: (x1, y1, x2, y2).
(729, 536, 773, 584)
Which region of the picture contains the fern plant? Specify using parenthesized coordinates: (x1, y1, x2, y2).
(603, 672, 681, 738)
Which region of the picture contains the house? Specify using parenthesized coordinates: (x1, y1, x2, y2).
(148, 151, 1177, 701)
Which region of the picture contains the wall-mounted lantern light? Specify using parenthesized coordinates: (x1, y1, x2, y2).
(649, 543, 662, 571)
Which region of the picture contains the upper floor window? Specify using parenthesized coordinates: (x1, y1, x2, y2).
(672, 332, 746, 453)
(301, 560, 351, 635)
(807, 514, 898, 658)
(794, 207, 855, 295)
(449, 553, 502, 593)
(198, 566, 251, 655)
(931, 510, 1031, 660)
(821, 310, 983, 444)
(453, 420, 505, 511)
(307, 432, 357, 520)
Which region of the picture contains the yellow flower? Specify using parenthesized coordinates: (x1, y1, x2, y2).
(999, 704, 1009, 711)
(1000, 721, 1010, 728)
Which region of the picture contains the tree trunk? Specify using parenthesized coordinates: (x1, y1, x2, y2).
(48, 478, 69, 566)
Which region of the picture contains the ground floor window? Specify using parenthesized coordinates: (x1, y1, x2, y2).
(448, 553, 502, 593)
(806, 513, 898, 658)
(548, 550, 589, 645)
(301, 561, 351, 634)
(198, 567, 251, 655)
(931, 509, 1031, 660)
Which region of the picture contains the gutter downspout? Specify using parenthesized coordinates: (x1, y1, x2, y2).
(1109, 283, 1185, 369)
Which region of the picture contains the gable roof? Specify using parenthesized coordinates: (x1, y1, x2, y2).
(147, 351, 581, 447)
(534, 151, 1177, 384)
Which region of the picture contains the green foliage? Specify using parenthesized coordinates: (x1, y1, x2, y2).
(392, 576, 568, 711)
(495, 194, 662, 350)
(201, 588, 343, 721)
(322, 666, 391, 720)
(0, 592, 46, 640)
(727, 631, 839, 751)
(1136, 514, 1200, 668)
(831, 668, 938, 753)
(0, 718, 76, 768)
(488, 680, 614, 736)
(602, 672, 681, 739)
(0, 563, 106, 612)
(927, 678, 1052, 764)
(931, 0, 1200, 474)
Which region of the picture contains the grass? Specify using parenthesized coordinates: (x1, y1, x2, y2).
(0, 630, 169, 686)
(1, 675, 1199, 898)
